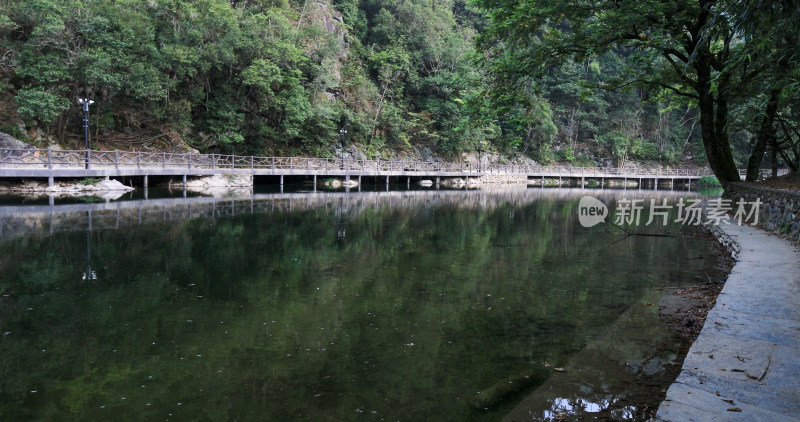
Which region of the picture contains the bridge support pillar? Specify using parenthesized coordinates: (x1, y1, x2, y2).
(435, 177, 440, 188)
(386, 175, 389, 187)
(655, 177, 659, 190)
(280, 175, 284, 186)
(407, 177, 410, 188)
(688, 179, 691, 190)
(48, 176, 54, 187)
(182, 174, 187, 186)
(143, 175, 148, 189)
(581, 176, 585, 187)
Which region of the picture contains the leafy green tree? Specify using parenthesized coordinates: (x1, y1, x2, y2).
(473, 0, 751, 181)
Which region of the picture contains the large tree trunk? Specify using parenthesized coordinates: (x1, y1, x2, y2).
(771, 137, 779, 178)
(695, 55, 740, 184)
(745, 89, 781, 181)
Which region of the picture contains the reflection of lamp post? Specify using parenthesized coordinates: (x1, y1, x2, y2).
(82, 210, 97, 281)
(78, 98, 94, 169)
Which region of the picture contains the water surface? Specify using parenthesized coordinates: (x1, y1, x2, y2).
(0, 189, 725, 421)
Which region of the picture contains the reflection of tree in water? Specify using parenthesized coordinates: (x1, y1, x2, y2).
(0, 188, 708, 243)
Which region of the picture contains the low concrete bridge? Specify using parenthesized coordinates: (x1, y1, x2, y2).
(0, 147, 771, 189)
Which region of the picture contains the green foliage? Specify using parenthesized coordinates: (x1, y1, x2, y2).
(696, 176, 722, 188)
(77, 177, 103, 185)
(471, 0, 781, 180)
(15, 89, 70, 124)
(5, 0, 789, 171)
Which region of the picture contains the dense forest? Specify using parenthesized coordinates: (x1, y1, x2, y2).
(0, 0, 797, 179)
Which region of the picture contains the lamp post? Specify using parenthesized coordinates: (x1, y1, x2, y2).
(477, 141, 484, 172)
(78, 98, 94, 169)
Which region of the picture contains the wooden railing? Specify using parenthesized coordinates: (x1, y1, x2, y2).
(0, 147, 783, 179)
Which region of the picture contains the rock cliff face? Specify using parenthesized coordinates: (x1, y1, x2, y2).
(0, 131, 33, 150)
(304, 0, 348, 102)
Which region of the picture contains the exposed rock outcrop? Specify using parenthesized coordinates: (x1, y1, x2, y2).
(0, 178, 134, 195)
(0, 131, 34, 150)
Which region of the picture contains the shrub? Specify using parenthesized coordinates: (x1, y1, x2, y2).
(77, 177, 103, 185)
(696, 176, 721, 188)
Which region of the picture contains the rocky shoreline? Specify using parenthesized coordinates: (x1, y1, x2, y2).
(0, 178, 134, 196)
(658, 230, 734, 342)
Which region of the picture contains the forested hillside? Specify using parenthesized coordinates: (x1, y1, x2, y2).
(0, 0, 796, 174)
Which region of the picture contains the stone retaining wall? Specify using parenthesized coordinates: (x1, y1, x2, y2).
(702, 220, 742, 260)
(724, 182, 800, 244)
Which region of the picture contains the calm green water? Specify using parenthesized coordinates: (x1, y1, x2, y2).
(0, 189, 724, 421)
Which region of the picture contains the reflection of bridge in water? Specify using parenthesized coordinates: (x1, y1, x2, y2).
(0, 188, 705, 242)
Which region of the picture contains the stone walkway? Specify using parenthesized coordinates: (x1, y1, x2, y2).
(656, 221, 800, 421)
